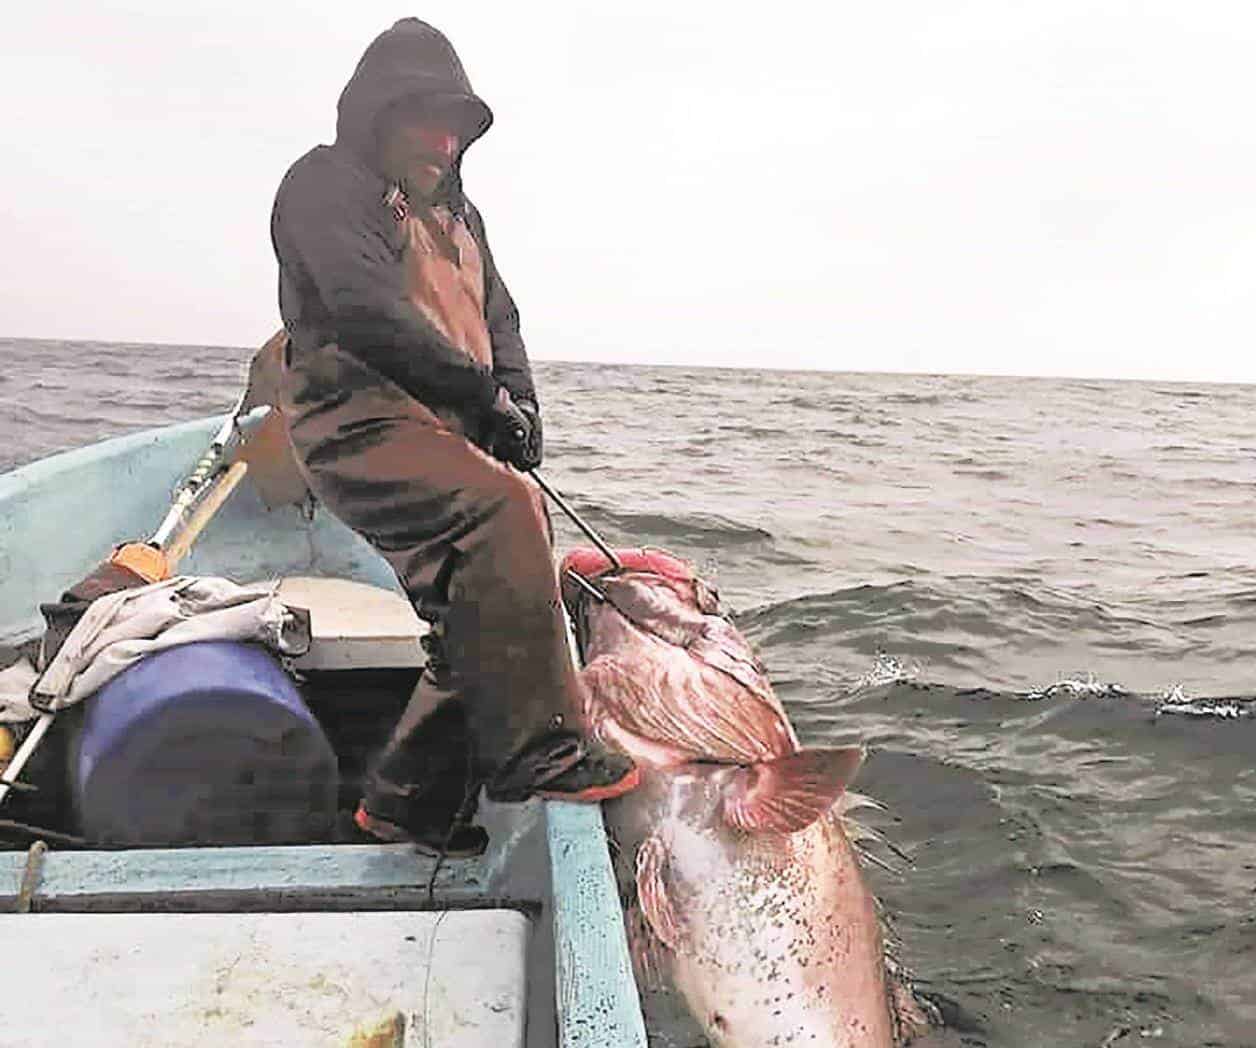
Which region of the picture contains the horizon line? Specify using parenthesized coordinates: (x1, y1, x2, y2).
(3, 334, 1252, 390)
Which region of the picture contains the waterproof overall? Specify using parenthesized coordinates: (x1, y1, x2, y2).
(278, 341, 579, 803)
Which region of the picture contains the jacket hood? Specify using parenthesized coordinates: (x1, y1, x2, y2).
(335, 19, 493, 165)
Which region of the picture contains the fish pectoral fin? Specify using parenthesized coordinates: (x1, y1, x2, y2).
(635, 834, 686, 953)
(723, 745, 866, 835)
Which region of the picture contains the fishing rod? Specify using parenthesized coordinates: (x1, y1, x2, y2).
(149, 389, 252, 552)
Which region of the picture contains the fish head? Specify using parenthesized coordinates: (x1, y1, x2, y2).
(560, 546, 722, 659)
(560, 546, 799, 765)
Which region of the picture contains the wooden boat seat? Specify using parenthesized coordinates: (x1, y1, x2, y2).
(4, 908, 530, 1046)
(276, 576, 429, 671)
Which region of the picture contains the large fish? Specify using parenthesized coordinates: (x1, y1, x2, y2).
(560, 548, 934, 1047)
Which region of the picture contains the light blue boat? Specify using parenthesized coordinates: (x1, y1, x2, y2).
(0, 415, 648, 1047)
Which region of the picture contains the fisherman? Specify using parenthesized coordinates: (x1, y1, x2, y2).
(269, 18, 639, 855)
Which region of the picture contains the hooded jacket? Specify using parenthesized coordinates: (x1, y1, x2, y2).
(271, 19, 535, 417)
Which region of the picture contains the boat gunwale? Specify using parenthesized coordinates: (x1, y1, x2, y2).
(0, 415, 228, 498)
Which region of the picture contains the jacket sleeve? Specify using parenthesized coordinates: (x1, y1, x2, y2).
(465, 201, 538, 407)
(272, 153, 500, 414)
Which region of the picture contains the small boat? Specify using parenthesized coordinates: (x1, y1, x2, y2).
(0, 414, 648, 1047)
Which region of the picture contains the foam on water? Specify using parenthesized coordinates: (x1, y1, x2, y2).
(1023, 673, 1129, 701)
(854, 651, 924, 690)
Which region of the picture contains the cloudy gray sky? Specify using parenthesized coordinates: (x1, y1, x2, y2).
(2, 2, 1254, 381)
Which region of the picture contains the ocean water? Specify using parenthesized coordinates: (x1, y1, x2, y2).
(3, 337, 1253, 1046)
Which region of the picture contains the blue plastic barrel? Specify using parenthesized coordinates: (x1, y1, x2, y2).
(73, 641, 339, 846)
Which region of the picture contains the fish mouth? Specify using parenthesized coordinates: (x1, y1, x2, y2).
(560, 547, 700, 654)
(562, 547, 694, 578)
(560, 547, 696, 600)
(560, 546, 723, 623)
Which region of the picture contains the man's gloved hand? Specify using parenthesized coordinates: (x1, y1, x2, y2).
(515, 398, 543, 468)
(488, 387, 543, 471)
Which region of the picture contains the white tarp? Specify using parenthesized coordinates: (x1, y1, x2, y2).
(0, 577, 309, 722)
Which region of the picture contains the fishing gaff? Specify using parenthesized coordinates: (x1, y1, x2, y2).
(527, 469, 622, 573)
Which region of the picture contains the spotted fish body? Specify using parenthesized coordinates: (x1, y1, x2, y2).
(606, 763, 896, 1047)
(560, 548, 932, 1047)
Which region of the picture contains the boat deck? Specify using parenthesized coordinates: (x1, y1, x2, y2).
(3, 908, 529, 1047)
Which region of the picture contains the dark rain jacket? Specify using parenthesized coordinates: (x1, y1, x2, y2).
(270, 18, 536, 427)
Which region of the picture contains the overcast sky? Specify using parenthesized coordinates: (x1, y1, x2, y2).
(2, 2, 1254, 381)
